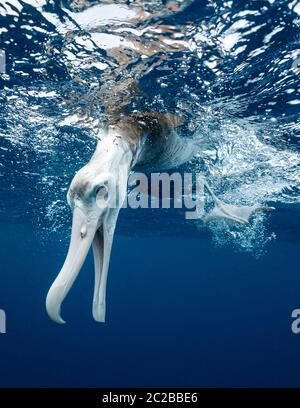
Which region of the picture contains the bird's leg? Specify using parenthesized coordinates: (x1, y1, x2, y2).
(203, 181, 275, 224)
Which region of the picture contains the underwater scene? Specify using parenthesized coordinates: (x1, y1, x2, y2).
(0, 0, 300, 387)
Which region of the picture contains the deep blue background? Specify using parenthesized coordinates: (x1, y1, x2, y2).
(0, 219, 299, 387)
(0, 0, 300, 388)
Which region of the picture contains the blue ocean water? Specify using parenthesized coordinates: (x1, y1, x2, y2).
(0, 0, 300, 387)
